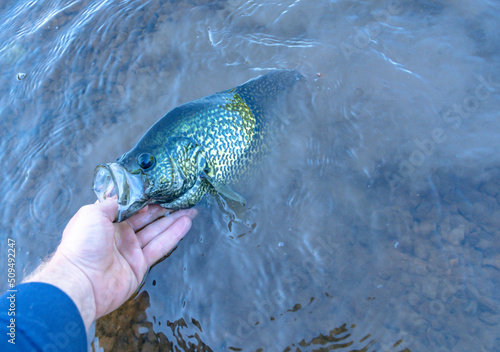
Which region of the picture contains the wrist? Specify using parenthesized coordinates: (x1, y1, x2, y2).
(24, 253, 97, 331)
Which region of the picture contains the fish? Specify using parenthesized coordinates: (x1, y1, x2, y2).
(92, 70, 303, 222)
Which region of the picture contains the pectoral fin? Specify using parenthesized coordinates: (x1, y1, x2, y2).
(201, 172, 246, 205)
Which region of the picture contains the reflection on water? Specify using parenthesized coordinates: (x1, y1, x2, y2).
(1, 0, 499, 351)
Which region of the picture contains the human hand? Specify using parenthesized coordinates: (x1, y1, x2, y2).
(25, 198, 197, 330)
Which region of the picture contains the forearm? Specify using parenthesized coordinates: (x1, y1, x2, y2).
(0, 282, 88, 351)
(24, 253, 97, 331)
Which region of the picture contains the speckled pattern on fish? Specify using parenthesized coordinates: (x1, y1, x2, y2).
(92, 70, 303, 221)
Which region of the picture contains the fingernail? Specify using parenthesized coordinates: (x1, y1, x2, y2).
(188, 208, 198, 219)
(179, 217, 192, 238)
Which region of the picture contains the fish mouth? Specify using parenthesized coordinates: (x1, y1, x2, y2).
(92, 163, 149, 222)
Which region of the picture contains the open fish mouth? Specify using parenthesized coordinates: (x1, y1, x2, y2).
(92, 163, 149, 222)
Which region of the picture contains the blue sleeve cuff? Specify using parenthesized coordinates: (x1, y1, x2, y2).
(0, 282, 87, 351)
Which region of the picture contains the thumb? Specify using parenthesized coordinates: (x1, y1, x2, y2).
(95, 198, 119, 222)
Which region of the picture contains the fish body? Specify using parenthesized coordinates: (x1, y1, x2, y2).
(92, 70, 302, 221)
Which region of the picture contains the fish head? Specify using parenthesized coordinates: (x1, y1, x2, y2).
(92, 147, 183, 222)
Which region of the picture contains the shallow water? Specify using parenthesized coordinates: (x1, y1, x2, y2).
(1, 0, 500, 351)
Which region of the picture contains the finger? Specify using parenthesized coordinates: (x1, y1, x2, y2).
(95, 198, 119, 222)
(137, 205, 150, 213)
(143, 216, 192, 267)
(136, 208, 196, 248)
(126, 205, 169, 232)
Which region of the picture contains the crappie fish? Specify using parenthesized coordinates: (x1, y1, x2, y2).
(92, 70, 302, 222)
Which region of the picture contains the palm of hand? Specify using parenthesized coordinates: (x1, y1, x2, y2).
(57, 199, 195, 319)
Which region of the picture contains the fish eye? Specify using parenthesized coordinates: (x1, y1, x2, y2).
(137, 153, 155, 170)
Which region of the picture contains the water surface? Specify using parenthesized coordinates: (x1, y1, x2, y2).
(1, 0, 499, 351)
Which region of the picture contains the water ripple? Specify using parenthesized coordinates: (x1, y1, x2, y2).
(244, 32, 320, 48)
